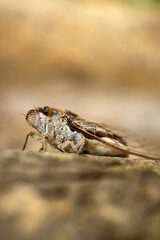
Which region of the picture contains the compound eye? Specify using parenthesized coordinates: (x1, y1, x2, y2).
(42, 106, 53, 116)
(42, 106, 49, 115)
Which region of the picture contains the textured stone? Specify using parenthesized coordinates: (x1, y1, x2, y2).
(0, 150, 160, 240)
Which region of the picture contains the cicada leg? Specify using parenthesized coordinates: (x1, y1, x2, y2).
(22, 132, 48, 151)
(38, 133, 48, 152)
(23, 132, 38, 150)
(58, 138, 85, 154)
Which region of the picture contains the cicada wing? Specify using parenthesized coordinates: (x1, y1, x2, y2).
(64, 112, 160, 160)
(106, 125, 160, 160)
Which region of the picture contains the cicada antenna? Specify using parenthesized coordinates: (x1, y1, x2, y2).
(18, 113, 25, 116)
(33, 105, 37, 111)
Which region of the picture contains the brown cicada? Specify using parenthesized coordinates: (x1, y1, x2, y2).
(22, 106, 160, 160)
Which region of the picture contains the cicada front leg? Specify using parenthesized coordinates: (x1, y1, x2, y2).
(22, 132, 48, 151)
(22, 132, 38, 150)
(38, 133, 48, 152)
(58, 138, 85, 154)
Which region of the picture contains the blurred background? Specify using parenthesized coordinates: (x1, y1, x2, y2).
(0, 0, 160, 150)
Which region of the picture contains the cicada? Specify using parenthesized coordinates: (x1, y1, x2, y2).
(22, 106, 160, 160)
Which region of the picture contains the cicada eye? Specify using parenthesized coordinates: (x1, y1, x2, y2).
(43, 106, 49, 115)
(42, 106, 53, 116)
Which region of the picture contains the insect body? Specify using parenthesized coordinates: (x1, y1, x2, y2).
(23, 106, 160, 160)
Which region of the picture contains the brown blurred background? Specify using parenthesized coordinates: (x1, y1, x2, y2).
(0, 0, 160, 150)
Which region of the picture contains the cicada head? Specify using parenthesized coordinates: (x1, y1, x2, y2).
(25, 109, 40, 129)
(25, 106, 63, 132)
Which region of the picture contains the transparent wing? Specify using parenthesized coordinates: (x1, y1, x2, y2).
(100, 124, 160, 160)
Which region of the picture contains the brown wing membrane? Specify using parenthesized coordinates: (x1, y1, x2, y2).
(64, 111, 160, 160)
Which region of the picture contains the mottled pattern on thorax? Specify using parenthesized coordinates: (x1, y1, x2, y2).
(37, 113, 83, 145)
(53, 118, 83, 145)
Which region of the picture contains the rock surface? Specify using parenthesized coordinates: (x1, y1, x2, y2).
(0, 150, 160, 240)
